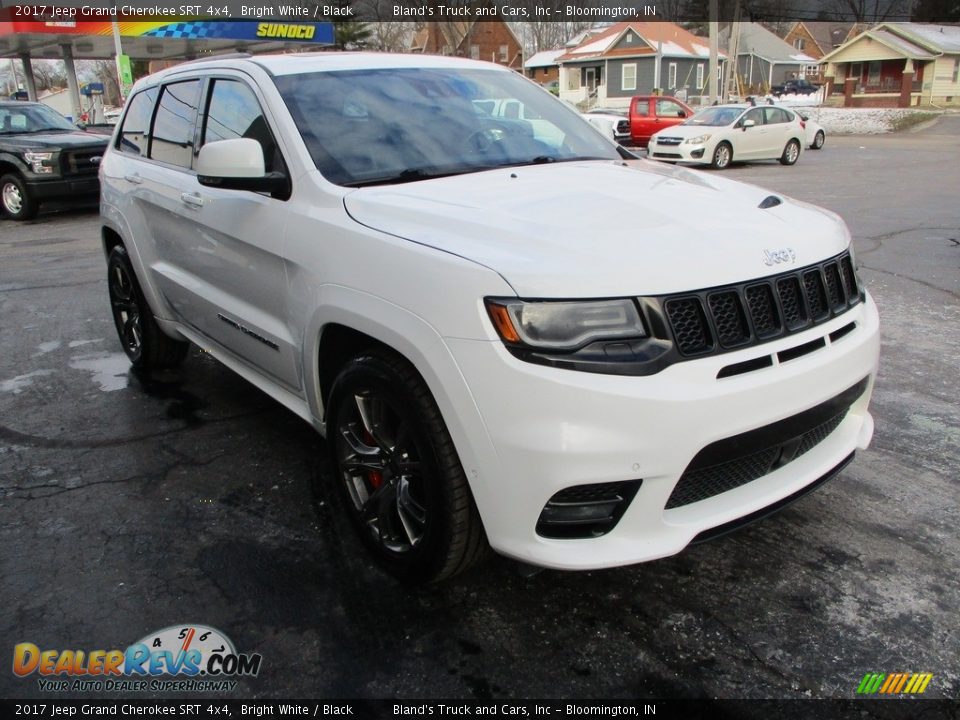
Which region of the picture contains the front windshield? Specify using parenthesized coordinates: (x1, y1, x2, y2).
(273, 67, 619, 187)
(683, 107, 744, 127)
(0, 104, 76, 134)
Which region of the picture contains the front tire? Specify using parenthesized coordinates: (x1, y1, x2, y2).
(711, 142, 732, 169)
(811, 130, 825, 150)
(327, 349, 487, 583)
(780, 139, 801, 165)
(107, 245, 189, 370)
(1, 173, 38, 221)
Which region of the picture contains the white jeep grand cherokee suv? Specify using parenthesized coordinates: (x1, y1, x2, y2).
(100, 53, 879, 583)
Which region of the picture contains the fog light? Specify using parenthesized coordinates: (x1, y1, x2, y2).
(536, 480, 642, 539)
(690, 149, 705, 159)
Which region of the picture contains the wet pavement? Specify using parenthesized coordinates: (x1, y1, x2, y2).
(1, 117, 958, 700)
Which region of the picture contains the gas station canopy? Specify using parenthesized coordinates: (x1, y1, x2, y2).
(0, 19, 334, 121)
(0, 20, 335, 60)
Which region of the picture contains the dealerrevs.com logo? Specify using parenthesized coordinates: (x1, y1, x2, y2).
(13, 624, 262, 693)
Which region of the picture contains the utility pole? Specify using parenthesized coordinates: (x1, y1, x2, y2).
(708, 0, 718, 104)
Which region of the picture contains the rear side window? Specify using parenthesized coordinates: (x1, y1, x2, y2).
(202, 79, 282, 173)
(763, 107, 790, 124)
(633, 99, 649, 116)
(150, 80, 202, 169)
(117, 88, 158, 157)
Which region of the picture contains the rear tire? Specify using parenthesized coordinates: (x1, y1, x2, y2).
(107, 245, 189, 371)
(1, 173, 38, 221)
(711, 142, 732, 169)
(811, 130, 825, 150)
(327, 349, 487, 583)
(780, 139, 801, 165)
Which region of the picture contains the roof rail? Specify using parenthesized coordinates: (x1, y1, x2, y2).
(174, 52, 254, 67)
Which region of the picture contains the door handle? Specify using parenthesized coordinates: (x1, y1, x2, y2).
(180, 192, 204, 208)
(124, 174, 142, 184)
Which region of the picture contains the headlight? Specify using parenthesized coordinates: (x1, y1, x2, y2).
(24, 151, 55, 174)
(684, 134, 711, 145)
(485, 298, 647, 351)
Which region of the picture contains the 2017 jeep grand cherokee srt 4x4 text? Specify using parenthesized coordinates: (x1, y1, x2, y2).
(100, 54, 880, 583)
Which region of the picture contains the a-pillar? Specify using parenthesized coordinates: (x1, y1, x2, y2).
(899, 59, 914, 108)
(61, 44, 83, 123)
(19, 55, 38, 101)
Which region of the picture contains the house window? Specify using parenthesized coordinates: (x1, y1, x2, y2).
(794, 37, 805, 50)
(543, 67, 549, 76)
(867, 61, 881, 85)
(470, 45, 479, 60)
(622, 63, 637, 91)
(625, 32, 634, 44)
(500, 45, 509, 62)
(954, 58, 959, 83)
(668, 63, 677, 89)
(696, 63, 704, 89)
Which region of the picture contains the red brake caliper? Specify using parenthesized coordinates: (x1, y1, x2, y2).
(363, 430, 383, 489)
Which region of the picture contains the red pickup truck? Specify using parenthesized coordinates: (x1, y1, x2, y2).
(629, 96, 694, 148)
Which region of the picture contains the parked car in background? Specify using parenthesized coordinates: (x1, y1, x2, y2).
(583, 108, 630, 144)
(798, 112, 826, 149)
(772, 78, 821, 97)
(101, 54, 878, 583)
(0, 101, 108, 220)
(628, 95, 694, 147)
(649, 103, 805, 169)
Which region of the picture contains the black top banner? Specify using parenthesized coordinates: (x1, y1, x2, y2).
(0, 0, 955, 23)
(2, 699, 959, 720)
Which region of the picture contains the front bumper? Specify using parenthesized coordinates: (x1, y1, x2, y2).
(25, 176, 100, 200)
(648, 139, 711, 163)
(444, 294, 880, 570)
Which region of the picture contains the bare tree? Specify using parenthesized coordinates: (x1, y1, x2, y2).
(811, 0, 912, 21)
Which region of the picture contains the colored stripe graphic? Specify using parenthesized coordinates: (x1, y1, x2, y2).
(857, 672, 932, 694)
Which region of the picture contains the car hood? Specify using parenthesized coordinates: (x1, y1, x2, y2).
(343, 159, 849, 298)
(0, 130, 109, 150)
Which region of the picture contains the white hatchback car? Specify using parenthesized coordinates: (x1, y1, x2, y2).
(649, 103, 806, 169)
(101, 54, 879, 582)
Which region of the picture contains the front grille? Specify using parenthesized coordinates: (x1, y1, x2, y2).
(652, 152, 682, 159)
(665, 377, 867, 509)
(62, 148, 103, 177)
(662, 251, 860, 359)
(656, 136, 683, 146)
(664, 297, 712, 354)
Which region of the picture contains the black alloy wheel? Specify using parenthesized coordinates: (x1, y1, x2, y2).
(328, 350, 487, 583)
(107, 245, 189, 370)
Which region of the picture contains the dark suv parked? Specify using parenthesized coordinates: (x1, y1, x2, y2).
(0, 101, 109, 220)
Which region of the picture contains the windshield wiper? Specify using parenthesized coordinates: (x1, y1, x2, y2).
(22, 127, 73, 133)
(344, 168, 471, 188)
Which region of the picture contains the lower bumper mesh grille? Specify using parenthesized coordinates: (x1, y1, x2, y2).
(665, 377, 868, 509)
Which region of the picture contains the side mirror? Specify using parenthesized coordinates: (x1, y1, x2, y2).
(196, 138, 287, 195)
(678, 111, 687, 117)
(742, 119, 756, 131)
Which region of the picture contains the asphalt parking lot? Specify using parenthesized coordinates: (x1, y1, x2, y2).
(1, 116, 958, 701)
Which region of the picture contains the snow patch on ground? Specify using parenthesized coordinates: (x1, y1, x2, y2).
(69, 352, 131, 392)
(1, 370, 54, 394)
(788, 107, 936, 135)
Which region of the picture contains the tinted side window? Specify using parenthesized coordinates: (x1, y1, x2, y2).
(743, 108, 765, 125)
(764, 107, 788, 124)
(202, 79, 281, 173)
(117, 88, 158, 157)
(150, 80, 201, 169)
(655, 99, 683, 117)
